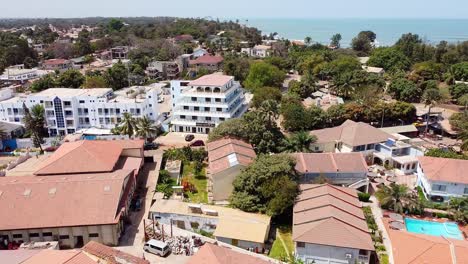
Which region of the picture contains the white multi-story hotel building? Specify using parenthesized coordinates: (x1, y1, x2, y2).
(170, 74, 247, 134)
(0, 86, 162, 136)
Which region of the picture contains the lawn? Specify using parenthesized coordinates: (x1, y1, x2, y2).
(182, 161, 208, 203)
(269, 226, 294, 261)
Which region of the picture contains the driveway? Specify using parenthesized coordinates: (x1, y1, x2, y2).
(155, 132, 208, 149)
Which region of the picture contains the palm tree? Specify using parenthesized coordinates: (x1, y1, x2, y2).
(22, 104, 45, 152)
(281, 131, 317, 153)
(118, 112, 136, 138)
(304, 36, 312, 46)
(375, 183, 418, 214)
(136, 116, 159, 142)
(421, 88, 442, 134)
(333, 72, 354, 99)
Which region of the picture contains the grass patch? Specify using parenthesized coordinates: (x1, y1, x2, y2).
(182, 162, 208, 203)
(269, 226, 294, 260)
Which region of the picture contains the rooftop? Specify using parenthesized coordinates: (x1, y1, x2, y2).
(293, 184, 374, 251)
(362, 65, 384, 74)
(189, 55, 224, 65)
(43, 59, 71, 65)
(82, 241, 150, 264)
(293, 152, 368, 174)
(310, 120, 395, 147)
(207, 138, 256, 175)
(418, 156, 468, 184)
(188, 74, 233, 87)
(379, 125, 418, 135)
(0, 170, 132, 231)
(187, 243, 272, 264)
(33, 88, 112, 98)
(150, 198, 270, 243)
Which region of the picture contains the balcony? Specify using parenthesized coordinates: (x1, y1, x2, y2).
(173, 109, 231, 118)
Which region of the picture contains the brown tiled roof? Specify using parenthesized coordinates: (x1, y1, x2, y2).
(82, 241, 150, 264)
(189, 55, 224, 65)
(418, 156, 468, 184)
(293, 184, 374, 251)
(43, 59, 70, 65)
(187, 243, 272, 264)
(34, 140, 143, 175)
(0, 170, 132, 231)
(207, 138, 256, 174)
(310, 120, 394, 147)
(293, 152, 367, 174)
(21, 250, 89, 264)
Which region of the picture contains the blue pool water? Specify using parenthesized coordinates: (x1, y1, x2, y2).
(405, 218, 464, 240)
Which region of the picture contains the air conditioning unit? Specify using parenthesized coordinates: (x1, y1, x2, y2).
(345, 253, 353, 259)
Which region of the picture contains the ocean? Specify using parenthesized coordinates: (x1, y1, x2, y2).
(243, 18, 468, 47)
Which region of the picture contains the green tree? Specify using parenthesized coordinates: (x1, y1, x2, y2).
(330, 33, 342, 48)
(252, 87, 282, 108)
(108, 19, 125, 32)
(244, 61, 285, 91)
(304, 36, 312, 46)
(375, 183, 419, 214)
(421, 88, 442, 133)
(351, 31, 375, 56)
(368, 47, 411, 72)
(74, 29, 93, 56)
(450, 62, 468, 81)
(83, 75, 107, 88)
(31, 74, 57, 92)
(223, 56, 251, 83)
(22, 104, 45, 152)
(118, 113, 136, 138)
(136, 116, 159, 142)
(447, 197, 468, 224)
(230, 154, 299, 216)
(449, 83, 468, 103)
(208, 118, 248, 142)
(56, 69, 85, 88)
(280, 131, 317, 153)
(104, 61, 129, 90)
(425, 148, 468, 160)
(387, 78, 421, 102)
(410, 61, 444, 82)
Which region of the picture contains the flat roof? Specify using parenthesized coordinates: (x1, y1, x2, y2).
(380, 125, 418, 135)
(188, 74, 233, 87)
(34, 88, 112, 98)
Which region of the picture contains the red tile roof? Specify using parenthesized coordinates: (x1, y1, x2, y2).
(43, 59, 70, 65)
(207, 138, 256, 174)
(21, 249, 90, 264)
(188, 74, 233, 87)
(310, 120, 394, 147)
(82, 241, 150, 264)
(293, 184, 374, 251)
(0, 170, 132, 231)
(189, 55, 224, 65)
(187, 243, 272, 264)
(293, 152, 367, 174)
(418, 156, 468, 184)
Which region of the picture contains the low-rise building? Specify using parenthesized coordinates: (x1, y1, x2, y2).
(189, 55, 224, 72)
(149, 196, 271, 251)
(241, 45, 272, 58)
(187, 243, 273, 264)
(207, 138, 256, 203)
(362, 65, 385, 75)
(0, 86, 160, 136)
(110, 46, 129, 60)
(0, 68, 39, 83)
(192, 48, 208, 58)
(417, 156, 468, 202)
(293, 184, 375, 264)
(42, 59, 73, 72)
(170, 74, 247, 134)
(146, 61, 180, 79)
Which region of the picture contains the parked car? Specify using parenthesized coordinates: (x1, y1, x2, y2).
(190, 140, 205, 147)
(144, 239, 171, 257)
(185, 134, 195, 142)
(144, 142, 158, 150)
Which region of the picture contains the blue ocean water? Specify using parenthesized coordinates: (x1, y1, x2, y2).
(244, 18, 468, 47)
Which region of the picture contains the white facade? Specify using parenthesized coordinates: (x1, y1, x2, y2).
(170, 75, 247, 134)
(0, 68, 39, 82)
(296, 243, 371, 264)
(241, 45, 271, 58)
(417, 164, 468, 202)
(0, 87, 160, 136)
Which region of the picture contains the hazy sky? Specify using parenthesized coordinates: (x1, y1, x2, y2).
(2, 0, 468, 19)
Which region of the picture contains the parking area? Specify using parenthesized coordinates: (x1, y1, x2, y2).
(155, 132, 208, 149)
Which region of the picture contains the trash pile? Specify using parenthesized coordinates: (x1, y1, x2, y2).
(165, 236, 204, 255)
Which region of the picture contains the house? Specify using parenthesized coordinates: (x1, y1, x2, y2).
(362, 65, 385, 75)
(187, 243, 273, 264)
(170, 74, 248, 134)
(0, 121, 25, 139)
(146, 61, 180, 79)
(174, 34, 194, 43)
(241, 45, 272, 58)
(417, 156, 468, 202)
(380, 125, 419, 138)
(207, 138, 256, 203)
(293, 184, 374, 264)
(372, 138, 423, 175)
(192, 48, 208, 58)
(42, 59, 73, 72)
(0, 68, 39, 83)
(82, 241, 150, 264)
(292, 153, 369, 191)
(149, 196, 271, 251)
(110, 46, 129, 60)
(189, 55, 224, 72)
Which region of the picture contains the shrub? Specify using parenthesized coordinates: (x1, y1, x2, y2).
(376, 244, 387, 252)
(380, 254, 389, 264)
(358, 192, 371, 202)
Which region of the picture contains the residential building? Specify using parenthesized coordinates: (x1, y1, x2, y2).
(42, 59, 73, 72)
(0, 86, 160, 136)
(187, 243, 273, 264)
(82, 241, 150, 264)
(373, 138, 423, 175)
(241, 45, 272, 58)
(0, 121, 25, 139)
(293, 153, 369, 191)
(189, 55, 224, 72)
(170, 74, 248, 134)
(417, 156, 468, 202)
(207, 138, 256, 203)
(380, 125, 419, 138)
(146, 61, 180, 79)
(362, 65, 385, 75)
(192, 48, 208, 58)
(149, 196, 271, 251)
(293, 184, 375, 264)
(110, 46, 129, 60)
(173, 34, 194, 43)
(0, 68, 39, 83)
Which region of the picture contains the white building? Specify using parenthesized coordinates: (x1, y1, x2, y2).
(170, 74, 247, 134)
(0, 86, 161, 136)
(417, 156, 468, 202)
(241, 45, 272, 58)
(0, 68, 39, 83)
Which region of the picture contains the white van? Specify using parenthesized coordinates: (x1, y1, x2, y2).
(143, 239, 171, 257)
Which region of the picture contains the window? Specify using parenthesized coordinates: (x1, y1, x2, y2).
(219, 117, 225, 121)
(191, 97, 197, 102)
(184, 106, 189, 110)
(412, 163, 416, 170)
(464, 187, 468, 194)
(43, 232, 53, 237)
(432, 184, 447, 192)
(190, 222, 199, 229)
(216, 108, 222, 112)
(89, 233, 99, 238)
(180, 115, 186, 119)
(192, 116, 198, 120)
(64, 101, 71, 106)
(59, 235, 70, 239)
(12, 234, 22, 239)
(116, 109, 120, 114)
(194, 107, 200, 111)
(205, 117, 212, 121)
(215, 98, 221, 102)
(204, 107, 210, 112)
(205, 98, 211, 102)
(29, 233, 39, 238)
(297, 242, 305, 248)
(79, 100, 85, 103)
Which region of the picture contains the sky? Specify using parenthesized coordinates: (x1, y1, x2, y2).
(2, 0, 468, 19)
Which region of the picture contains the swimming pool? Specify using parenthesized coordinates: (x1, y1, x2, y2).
(405, 218, 464, 240)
